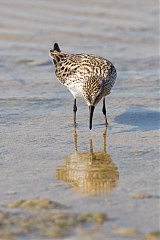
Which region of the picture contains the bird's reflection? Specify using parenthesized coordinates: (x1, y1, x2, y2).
(56, 129, 119, 195)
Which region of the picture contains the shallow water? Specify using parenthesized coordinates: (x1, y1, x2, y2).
(0, 0, 159, 239)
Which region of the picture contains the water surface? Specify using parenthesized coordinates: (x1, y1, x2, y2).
(0, 0, 159, 239)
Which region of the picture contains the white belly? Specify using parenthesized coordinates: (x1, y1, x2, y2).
(68, 85, 84, 98)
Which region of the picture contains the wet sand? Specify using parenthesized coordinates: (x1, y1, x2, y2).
(0, 0, 159, 239)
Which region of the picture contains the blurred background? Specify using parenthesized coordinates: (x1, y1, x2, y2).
(0, 0, 158, 99)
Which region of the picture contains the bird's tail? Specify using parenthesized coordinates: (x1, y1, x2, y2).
(53, 43, 61, 52)
(49, 43, 65, 65)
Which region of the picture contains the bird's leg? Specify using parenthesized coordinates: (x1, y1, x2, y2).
(73, 98, 77, 129)
(102, 97, 108, 128)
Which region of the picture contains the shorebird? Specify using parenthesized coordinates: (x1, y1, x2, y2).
(49, 43, 117, 130)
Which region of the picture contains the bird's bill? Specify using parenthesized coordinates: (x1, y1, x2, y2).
(89, 105, 95, 130)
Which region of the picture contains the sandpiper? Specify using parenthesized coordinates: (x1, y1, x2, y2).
(49, 43, 117, 130)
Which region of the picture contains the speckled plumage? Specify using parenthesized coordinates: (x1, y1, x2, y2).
(49, 43, 117, 129)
